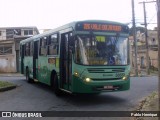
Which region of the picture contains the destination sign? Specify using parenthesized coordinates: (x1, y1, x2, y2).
(83, 23, 122, 31)
(76, 22, 129, 33)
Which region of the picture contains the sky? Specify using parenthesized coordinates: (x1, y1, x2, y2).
(0, 0, 157, 31)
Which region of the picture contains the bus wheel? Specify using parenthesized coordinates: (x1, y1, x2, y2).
(53, 74, 61, 96)
(26, 68, 33, 83)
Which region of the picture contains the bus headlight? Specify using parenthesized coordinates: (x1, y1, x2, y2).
(85, 78, 91, 82)
(74, 71, 79, 77)
(122, 76, 128, 80)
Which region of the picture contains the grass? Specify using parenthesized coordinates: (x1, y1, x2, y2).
(0, 81, 16, 89)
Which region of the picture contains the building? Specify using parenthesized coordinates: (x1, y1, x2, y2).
(130, 29, 158, 74)
(0, 27, 39, 73)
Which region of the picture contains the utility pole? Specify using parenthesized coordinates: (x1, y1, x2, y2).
(139, 1, 154, 75)
(143, 1, 150, 75)
(132, 0, 138, 76)
(156, 0, 160, 112)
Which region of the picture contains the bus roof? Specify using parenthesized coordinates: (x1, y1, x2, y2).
(20, 20, 128, 44)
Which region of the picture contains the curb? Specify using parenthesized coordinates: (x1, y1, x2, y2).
(0, 74, 23, 77)
(130, 75, 157, 77)
(0, 85, 17, 92)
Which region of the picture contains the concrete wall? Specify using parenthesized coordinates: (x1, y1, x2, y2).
(149, 50, 158, 68)
(0, 42, 16, 73)
(0, 55, 16, 72)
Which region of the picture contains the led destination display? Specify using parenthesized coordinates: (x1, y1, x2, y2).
(76, 22, 129, 33)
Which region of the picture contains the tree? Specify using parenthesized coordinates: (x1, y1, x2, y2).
(129, 26, 145, 36)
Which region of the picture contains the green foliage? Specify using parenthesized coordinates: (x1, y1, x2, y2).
(129, 26, 145, 36)
(0, 81, 15, 88)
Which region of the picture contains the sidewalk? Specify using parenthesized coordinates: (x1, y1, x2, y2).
(131, 91, 159, 120)
(130, 69, 158, 77)
(0, 73, 24, 77)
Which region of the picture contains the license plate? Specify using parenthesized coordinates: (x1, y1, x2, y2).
(104, 85, 113, 89)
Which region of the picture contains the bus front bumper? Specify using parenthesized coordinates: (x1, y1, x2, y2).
(72, 76, 130, 93)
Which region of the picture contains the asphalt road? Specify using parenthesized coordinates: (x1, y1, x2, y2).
(0, 76, 158, 120)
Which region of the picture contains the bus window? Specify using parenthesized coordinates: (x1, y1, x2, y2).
(20, 45, 21, 57)
(25, 42, 30, 56)
(48, 34, 59, 55)
(39, 37, 47, 56)
(30, 42, 33, 56)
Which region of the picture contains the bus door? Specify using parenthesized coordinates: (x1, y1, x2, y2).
(60, 30, 73, 91)
(33, 40, 38, 79)
(20, 44, 25, 74)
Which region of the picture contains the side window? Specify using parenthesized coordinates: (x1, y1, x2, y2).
(0, 44, 12, 55)
(20, 45, 22, 57)
(30, 42, 33, 56)
(48, 34, 59, 55)
(24, 30, 33, 35)
(25, 42, 30, 56)
(39, 37, 47, 56)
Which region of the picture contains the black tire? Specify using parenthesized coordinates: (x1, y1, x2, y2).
(53, 74, 62, 96)
(26, 68, 33, 83)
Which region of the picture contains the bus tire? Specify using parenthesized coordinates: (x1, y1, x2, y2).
(53, 74, 61, 96)
(26, 68, 33, 83)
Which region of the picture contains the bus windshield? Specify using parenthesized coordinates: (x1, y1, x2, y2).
(74, 34, 128, 66)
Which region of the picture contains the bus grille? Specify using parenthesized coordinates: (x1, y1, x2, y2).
(91, 78, 122, 81)
(87, 68, 125, 73)
(115, 73, 125, 78)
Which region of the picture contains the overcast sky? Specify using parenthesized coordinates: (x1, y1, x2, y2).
(0, 0, 157, 30)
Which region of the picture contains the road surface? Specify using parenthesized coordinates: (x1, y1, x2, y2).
(0, 76, 158, 120)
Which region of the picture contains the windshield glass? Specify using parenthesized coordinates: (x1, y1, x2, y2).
(74, 34, 128, 65)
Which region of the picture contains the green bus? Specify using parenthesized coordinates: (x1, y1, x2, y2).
(20, 20, 130, 95)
